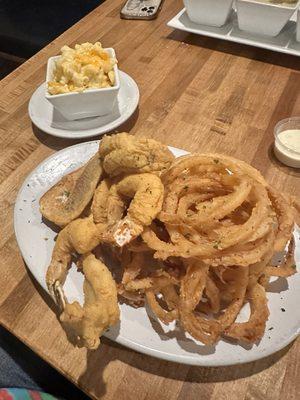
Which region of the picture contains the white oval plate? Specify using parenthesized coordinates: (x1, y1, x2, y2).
(28, 71, 139, 139)
(14, 141, 300, 366)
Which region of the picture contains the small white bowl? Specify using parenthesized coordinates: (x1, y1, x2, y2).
(45, 48, 120, 121)
(236, 0, 300, 37)
(183, 0, 234, 27)
(274, 117, 300, 168)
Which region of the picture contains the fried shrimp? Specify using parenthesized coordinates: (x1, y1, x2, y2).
(46, 178, 128, 297)
(46, 216, 103, 296)
(98, 133, 175, 177)
(113, 173, 164, 246)
(59, 253, 120, 349)
(40, 155, 103, 227)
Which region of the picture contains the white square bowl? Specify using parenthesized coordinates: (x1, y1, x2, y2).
(183, 0, 234, 27)
(236, 0, 300, 37)
(45, 48, 120, 121)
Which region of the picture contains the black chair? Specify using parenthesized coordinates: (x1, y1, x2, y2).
(0, 0, 105, 58)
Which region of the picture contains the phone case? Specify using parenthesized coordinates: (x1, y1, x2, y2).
(120, 0, 164, 20)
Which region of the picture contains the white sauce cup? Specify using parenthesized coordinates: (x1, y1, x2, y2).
(274, 117, 300, 168)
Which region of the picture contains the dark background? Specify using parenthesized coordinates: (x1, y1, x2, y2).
(0, 0, 105, 78)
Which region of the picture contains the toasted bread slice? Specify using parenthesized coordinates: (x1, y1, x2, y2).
(40, 154, 103, 227)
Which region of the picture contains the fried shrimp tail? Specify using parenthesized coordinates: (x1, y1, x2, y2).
(113, 173, 164, 246)
(46, 216, 102, 295)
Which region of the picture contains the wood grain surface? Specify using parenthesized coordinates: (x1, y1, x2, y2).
(0, 0, 300, 399)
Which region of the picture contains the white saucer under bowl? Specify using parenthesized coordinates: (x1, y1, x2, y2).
(28, 71, 139, 139)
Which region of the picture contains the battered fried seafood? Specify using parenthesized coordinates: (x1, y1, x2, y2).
(60, 254, 119, 349)
(46, 215, 103, 296)
(98, 132, 175, 176)
(43, 133, 172, 348)
(46, 174, 163, 293)
(113, 173, 164, 246)
(42, 135, 298, 350)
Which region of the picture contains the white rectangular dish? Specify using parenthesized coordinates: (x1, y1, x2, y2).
(236, 0, 300, 37)
(167, 8, 300, 57)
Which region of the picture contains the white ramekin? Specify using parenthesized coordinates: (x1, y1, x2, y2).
(45, 48, 120, 121)
(184, 0, 234, 27)
(274, 117, 300, 168)
(236, 0, 300, 37)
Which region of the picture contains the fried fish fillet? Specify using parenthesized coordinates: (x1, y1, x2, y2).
(60, 253, 120, 349)
(99, 132, 175, 177)
(40, 154, 103, 227)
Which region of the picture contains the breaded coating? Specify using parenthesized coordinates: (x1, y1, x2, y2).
(99, 133, 174, 177)
(46, 216, 103, 294)
(60, 253, 120, 349)
(113, 173, 164, 246)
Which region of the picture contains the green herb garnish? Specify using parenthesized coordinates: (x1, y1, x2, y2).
(213, 240, 221, 249)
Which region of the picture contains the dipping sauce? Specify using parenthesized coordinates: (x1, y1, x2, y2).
(277, 129, 300, 152)
(274, 129, 300, 168)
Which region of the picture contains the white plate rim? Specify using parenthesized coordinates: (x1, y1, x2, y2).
(14, 141, 300, 367)
(28, 71, 139, 139)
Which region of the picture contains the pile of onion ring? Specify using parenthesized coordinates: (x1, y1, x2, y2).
(42, 134, 298, 349)
(120, 154, 297, 345)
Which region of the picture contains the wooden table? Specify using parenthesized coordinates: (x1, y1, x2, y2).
(0, 0, 299, 399)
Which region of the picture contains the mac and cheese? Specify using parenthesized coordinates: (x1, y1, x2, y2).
(47, 42, 117, 95)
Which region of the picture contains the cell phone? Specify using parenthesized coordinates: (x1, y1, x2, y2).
(120, 0, 164, 20)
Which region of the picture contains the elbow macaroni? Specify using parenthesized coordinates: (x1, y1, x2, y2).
(48, 42, 117, 95)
